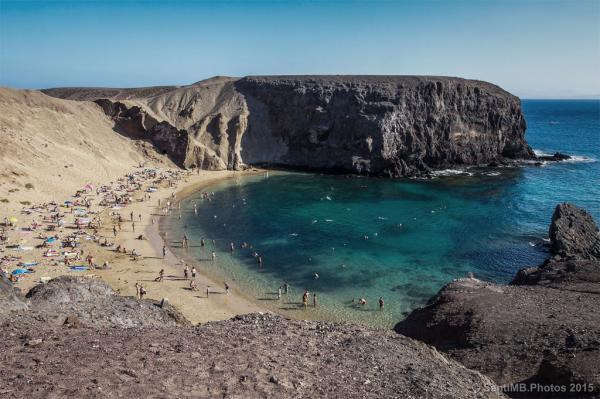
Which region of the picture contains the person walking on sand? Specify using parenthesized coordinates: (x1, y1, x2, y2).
(139, 285, 146, 299)
(184, 264, 189, 280)
(224, 282, 229, 295)
(138, 214, 142, 222)
(132, 221, 135, 232)
(378, 297, 384, 311)
(113, 226, 117, 237)
(206, 286, 210, 298)
(283, 281, 289, 295)
(191, 267, 197, 279)
(130, 211, 134, 222)
(313, 292, 317, 307)
(162, 245, 167, 259)
(156, 269, 164, 282)
(135, 282, 141, 299)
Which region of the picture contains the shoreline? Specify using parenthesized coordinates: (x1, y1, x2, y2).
(4, 168, 267, 325)
(146, 169, 271, 323)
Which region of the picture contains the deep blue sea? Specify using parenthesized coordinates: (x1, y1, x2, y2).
(162, 100, 600, 327)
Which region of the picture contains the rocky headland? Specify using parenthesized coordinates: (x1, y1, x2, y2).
(395, 203, 600, 397)
(43, 75, 536, 177)
(0, 275, 504, 398)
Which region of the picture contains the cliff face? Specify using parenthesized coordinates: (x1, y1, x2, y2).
(43, 75, 534, 177)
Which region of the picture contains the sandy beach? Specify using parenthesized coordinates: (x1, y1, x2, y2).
(1, 168, 264, 324)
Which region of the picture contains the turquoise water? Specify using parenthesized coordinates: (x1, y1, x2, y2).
(162, 100, 600, 327)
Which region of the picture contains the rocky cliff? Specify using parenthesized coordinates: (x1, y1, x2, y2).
(43, 75, 534, 177)
(395, 203, 600, 396)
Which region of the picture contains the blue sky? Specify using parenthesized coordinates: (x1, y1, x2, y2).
(0, 0, 599, 98)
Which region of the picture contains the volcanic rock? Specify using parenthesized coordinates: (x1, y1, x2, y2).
(395, 203, 600, 397)
(0, 277, 506, 398)
(43, 75, 535, 177)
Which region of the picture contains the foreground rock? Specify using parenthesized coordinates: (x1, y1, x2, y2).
(395, 203, 600, 397)
(22, 276, 189, 328)
(0, 278, 504, 398)
(43, 75, 535, 177)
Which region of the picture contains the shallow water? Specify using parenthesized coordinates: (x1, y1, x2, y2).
(162, 100, 600, 328)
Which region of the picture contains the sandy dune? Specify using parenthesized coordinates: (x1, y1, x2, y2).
(0, 87, 173, 212)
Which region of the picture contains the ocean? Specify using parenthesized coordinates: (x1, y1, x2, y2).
(161, 100, 600, 328)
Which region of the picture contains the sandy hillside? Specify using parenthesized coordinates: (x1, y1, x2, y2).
(0, 87, 173, 211)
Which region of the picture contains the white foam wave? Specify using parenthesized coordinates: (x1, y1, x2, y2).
(430, 169, 473, 177)
(563, 155, 597, 163)
(533, 149, 552, 157)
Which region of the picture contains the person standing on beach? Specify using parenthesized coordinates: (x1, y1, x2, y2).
(156, 269, 164, 282)
(191, 267, 197, 279)
(130, 211, 134, 222)
(200, 238, 205, 248)
(224, 282, 229, 295)
(206, 286, 210, 298)
(283, 281, 289, 295)
(113, 226, 117, 237)
(132, 222, 135, 232)
(258, 255, 263, 267)
(139, 285, 146, 299)
(183, 264, 189, 280)
(211, 251, 216, 261)
(162, 245, 167, 259)
(302, 290, 308, 308)
(277, 286, 282, 300)
(313, 293, 317, 307)
(138, 214, 142, 222)
(378, 297, 384, 311)
(134, 282, 141, 299)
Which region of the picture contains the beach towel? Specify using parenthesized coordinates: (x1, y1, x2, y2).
(12, 268, 32, 275)
(69, 266, 88, 271)
(15, 246, 33, 251)
(19, 262, 39, 267)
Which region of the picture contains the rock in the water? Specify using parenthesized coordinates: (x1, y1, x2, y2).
(43, 75, 535, 177)
(395, 204, 600, 396)
(536, 152, 572, 162)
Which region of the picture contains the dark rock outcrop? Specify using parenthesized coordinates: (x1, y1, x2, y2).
(395, 203, 600, 397)
(9, 276, 189, 328)
(43, 75, 535, 177)
(0, 278, 505, 398)
(0, 273, 27, 314)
